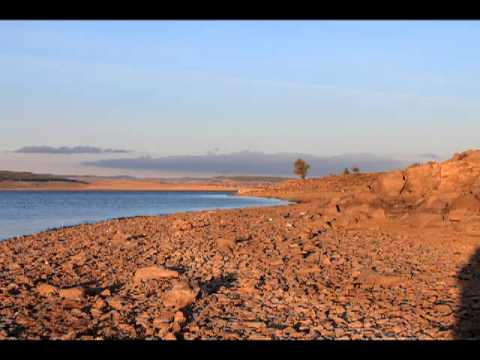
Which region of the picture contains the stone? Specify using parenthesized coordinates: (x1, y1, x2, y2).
(93, 298, 106, 310)
(377, 171, 406, 196)
(100, 289, 111, 297)
(70, 252, 86, 265)
(153, 311, 175, 325)
(60, 330, 77, 340)
(134, 266, 179, 283)
(216, 237, 235, 250)
(163, 332, 177, 340)
(36, 283, 58, 297)
(449, 209, 468, 222)
(173, 220, 193, 232)
(59, 287, 85, 300)
(163, 282, 197, 310)
(174, 311, 186, 325)
(117, 323, 136, 336)
(107, 297, 123, 311)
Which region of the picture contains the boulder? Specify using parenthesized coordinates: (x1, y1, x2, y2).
(404, 162, 441, 196)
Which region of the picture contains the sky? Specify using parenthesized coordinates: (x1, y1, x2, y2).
(1, 20, 479, 168)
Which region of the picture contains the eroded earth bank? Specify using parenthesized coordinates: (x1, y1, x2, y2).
(1, 150, 480, 340)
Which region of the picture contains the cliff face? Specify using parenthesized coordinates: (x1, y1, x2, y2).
(374, 150, 480, 223)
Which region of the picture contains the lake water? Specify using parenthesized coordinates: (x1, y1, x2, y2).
(0, 191, 287, 241)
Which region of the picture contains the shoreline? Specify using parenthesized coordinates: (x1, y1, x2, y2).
(0, 191, 291, 243)
(1, 153, 480, 339)
(0, 182, 241, 193)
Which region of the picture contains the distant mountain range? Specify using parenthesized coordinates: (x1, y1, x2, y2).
(15, 146, 131, 154)
(0, 170, 84, 183)
(84, 151, 409, 177)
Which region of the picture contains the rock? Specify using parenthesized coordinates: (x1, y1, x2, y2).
(70, 252, 86, 265)
(117, 323, 136, 336)
(93, 298, 106, 310)
(355, 272, 408, 289)
(370, 208, 386, 220)
(449, 208, 468, 222)
(216, 237, 235, 250)
(163, 282, 197, 310)
(15, 275, 32, 286)
(133, 266, 179, 283)
(6, 283, 19, 293)
(153, 311, 175, 326)
(107, 297, 123, 311)
(36, 283, 58, 297)
(174, 311, 186, 325)
(322, 257, 331, 266)
(100, 289, 111, 297)
(59, 287, 85, 300)
(163, 332, 177, 340)
(434, 304, 453, 316)
(111, 231, 127, 245)
(377, 171, 406, 196)
(173, 220, 193, 232)
(60, 330, 77, 340)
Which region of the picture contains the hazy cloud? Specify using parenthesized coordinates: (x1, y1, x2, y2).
(15, 146, 131, 155)
(84, 151, 407, 177)
(418, 153, 441, 160)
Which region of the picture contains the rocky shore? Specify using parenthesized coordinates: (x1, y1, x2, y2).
(1, 150, 480, 340)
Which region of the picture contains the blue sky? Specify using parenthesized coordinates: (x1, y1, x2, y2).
(1, 20, 479, 158)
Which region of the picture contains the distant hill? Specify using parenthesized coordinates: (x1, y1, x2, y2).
(212, 176, 291, 183)
(153, 175, 291, 184)
(84, 151, 407, 177)
(0, 171, 85, 183)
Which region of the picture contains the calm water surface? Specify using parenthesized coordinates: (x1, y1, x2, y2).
(0, 191, 287, 241)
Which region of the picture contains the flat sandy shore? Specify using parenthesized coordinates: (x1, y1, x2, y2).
(1, 151, 480, 340)
(0, 179, 241, 192)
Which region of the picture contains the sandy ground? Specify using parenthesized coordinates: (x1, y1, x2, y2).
(0, 179, 241, 192)
(1, 150, 480, 340)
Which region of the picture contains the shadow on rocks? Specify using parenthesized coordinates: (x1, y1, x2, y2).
(455, 248, 480, 339)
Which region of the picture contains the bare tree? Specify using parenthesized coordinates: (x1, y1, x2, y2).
(294, 159, 311, 180)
